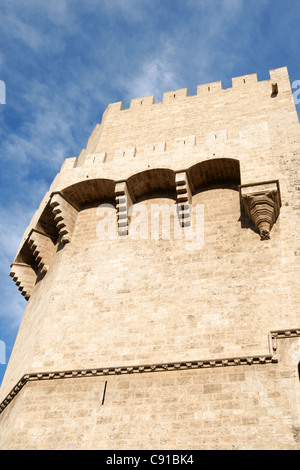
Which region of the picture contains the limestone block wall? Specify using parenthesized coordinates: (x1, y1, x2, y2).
(0, 336, 299, 450)
(0, 67, 299, 449)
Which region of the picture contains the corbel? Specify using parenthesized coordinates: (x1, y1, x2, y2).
(115, 181, 135, 236)
(175, 171, 194, 227)
(239, 180, 281, 240)
(27, 229, 56, 275)
(49, 192, 79, 244)
(9, 262, 37, 300)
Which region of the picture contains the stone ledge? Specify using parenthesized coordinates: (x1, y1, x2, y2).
(1, 328, 299, 416)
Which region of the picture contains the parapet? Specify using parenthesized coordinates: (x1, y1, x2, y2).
(103, 67, 290, 113)
(72, 67, 296, 164)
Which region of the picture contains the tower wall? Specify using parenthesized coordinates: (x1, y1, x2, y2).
(0, 67, 299, 449)
(0, 336, 299, 450)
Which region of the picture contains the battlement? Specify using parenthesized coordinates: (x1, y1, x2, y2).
(104, 67, 290, 113)
(75, 67, 298, 164)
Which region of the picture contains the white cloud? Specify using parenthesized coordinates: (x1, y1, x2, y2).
(2, 80, 90, 175)
(125, 53, 179, 102)
(93, 0, 151, 22)
(0, 204, 35, 261)
(0, 286, 27, 329)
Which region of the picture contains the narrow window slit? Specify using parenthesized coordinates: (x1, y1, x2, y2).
(102, 380, 108, 405)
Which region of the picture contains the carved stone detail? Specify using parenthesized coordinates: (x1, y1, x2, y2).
(9, 263, 37, 300)
(28, 229, 55, 275)
(115, 181, 135, 236)
(240, 180, 281, 240)
(49, 193, 79, 244)
(175, 171, 193, 227)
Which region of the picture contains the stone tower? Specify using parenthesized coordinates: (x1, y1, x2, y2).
(0, 67, 299, 450)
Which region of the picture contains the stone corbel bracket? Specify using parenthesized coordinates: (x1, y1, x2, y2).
(49, 192, 79, 245)
(115, 181, 135, 236)
(175, 171, 194, 227)
(9, 263, 37, 300)
(27, 229, 56, 275)
(239, 180, 281, 240)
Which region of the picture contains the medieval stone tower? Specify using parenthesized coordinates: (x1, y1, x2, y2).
(0, 67, 299, 450)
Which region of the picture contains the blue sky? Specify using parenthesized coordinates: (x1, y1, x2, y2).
(0, 0, 300, 386)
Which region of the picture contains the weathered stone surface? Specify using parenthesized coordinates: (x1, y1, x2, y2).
(0, 67, 299, 450)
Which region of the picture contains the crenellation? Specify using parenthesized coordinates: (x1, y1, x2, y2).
(67, 119, 275, 175)
(94, 68, 291, 119)
(105, 101, 124, 114)
(231, 72, 258, 88)
(72, 67, 298, 169)
(80, 152, 107, 167)
(175, 135, 196, 149)
(144, 141, 166, 155)
(129, 95, 155, 109)
(163, 88, 188, 103)
(114, 147, 136, 160)
(205, 129, 228, 144)
(197, 80, 222, 94)
(269, 66, 289, 83)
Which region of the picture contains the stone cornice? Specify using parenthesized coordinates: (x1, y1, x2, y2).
(1, 328, 299, 416)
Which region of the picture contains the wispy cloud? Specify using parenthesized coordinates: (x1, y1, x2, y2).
(0, 204, 31, 330)
(123, 38, 180, 102)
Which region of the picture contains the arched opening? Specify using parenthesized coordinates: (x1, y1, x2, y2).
(187, 158, 241, 192)
(62, 178, 115, 209)
(127, 168, 176, 202)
